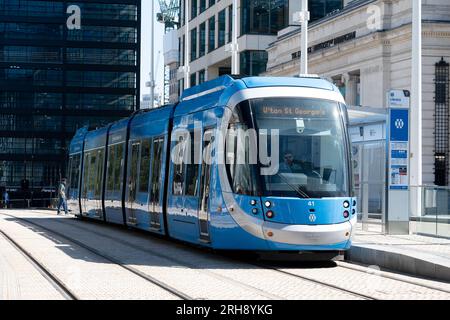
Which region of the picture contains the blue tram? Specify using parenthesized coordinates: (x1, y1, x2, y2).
(67, 75, 357, 255)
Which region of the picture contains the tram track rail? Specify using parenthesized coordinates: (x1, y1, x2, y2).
(62, 216, 378, 300)
(335, 261, 450, 294)
(0, 212, 191, 300)
(3, 211, 449, 300)
(3, 212, 287, 300)
(256, 262, 378, 300)
(0, 229, 78, 300)
(0, 211, 380, 299)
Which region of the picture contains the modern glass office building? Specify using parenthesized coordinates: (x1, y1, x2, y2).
(0, 0, 140, 200)
(309, 0, 343, 22)
(165, 0, 344, 103)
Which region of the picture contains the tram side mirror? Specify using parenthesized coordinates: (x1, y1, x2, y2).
(296, 119, 305, 134)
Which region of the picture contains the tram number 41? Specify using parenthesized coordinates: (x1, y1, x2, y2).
(308, 201, 315, 206)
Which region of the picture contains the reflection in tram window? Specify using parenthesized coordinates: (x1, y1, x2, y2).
(88, 152, 97, 194)
(69, 154, 81, 189)
(254, 98, 348, 198)
(225, 102, 259, 196)
(114, 143, 124, 191)
(185, 131, 200, 196)
(82, 153, 89, 197)
(106, 145, 116, 192)
(94, 149, 104, 197)
(129, 142, 141, 202)
(139, 140, 151, 192)
(150, 138, 164, 205)
(172, 135, 186, 195)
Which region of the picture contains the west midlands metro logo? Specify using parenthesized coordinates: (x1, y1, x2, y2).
(309, 214, 317, 223)
(394, 118, 404, 129)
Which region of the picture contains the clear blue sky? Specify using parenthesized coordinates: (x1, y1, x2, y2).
(140, 1, 166, 101)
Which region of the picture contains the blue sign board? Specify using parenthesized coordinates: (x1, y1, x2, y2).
(390, 109, 409, 142)
(389, 108, 409, 190)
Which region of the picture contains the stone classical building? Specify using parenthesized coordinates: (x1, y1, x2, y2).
(264, 0, 450, 186)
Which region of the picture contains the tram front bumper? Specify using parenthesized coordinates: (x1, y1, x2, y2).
(261, 215, 357, 246)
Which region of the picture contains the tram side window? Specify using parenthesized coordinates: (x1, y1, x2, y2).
(70, 154, 81, 190)
(139, 140, 151, 192)
(185, 131, 200, 196)
(95, 149, 104, 197)
(106, 145, 116, 192)
(114, 143, 124, 192)
(172, 134, 186, 195)
(151, 138, 164, 203)
(129, 142, 141, 201)
(225, 104, 259, 196)
(88, 152, 97, 193)
(82, 153, 90, 196)
(67, 157, 72, 189)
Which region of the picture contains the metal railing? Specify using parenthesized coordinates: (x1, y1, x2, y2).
(0, 198, 59, 209)
(355, 181, 386, 234)
(409, 185, 450, 238)
(354, 182, 450, 237)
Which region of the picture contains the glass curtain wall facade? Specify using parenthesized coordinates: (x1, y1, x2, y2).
(241, 0, 289, 35)
(175, 0, 290, 92)
(0, 0, 140, 198)
(240, 0, 288, 76)
(309, 0, 343, 22)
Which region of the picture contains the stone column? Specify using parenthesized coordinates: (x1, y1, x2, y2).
(342, 73, 359, 106)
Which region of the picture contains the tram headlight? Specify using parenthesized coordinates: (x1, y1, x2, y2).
(252, 208, 258, 215)
(264, 201, 272, 208)
(266, 210, 274, 219)
(343, 200, 350, 208)
(343, 210, 350, 218)
(250, 199, 257, 206)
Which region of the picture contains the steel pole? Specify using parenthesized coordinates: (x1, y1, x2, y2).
(410, 0, 422, 216)
(184, 0, 190, 89)
(300, 0, 309, 75)
(231, 0, 239, 75)
(150, 0, 155, 108)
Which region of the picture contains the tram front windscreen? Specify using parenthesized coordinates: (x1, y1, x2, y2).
(226, 97, 350, 198)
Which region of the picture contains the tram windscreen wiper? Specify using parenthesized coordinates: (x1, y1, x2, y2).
(270, 172, 310, 199)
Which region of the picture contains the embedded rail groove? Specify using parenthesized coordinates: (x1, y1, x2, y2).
(8, 211, 448, 300)
(63, 217, 380, 299)
(335, 261, 450, 294)
(0, 229, 78, 300)
(8, 211, 376, 299)
(0, 212, 192, 300)
(255, 263, 378, 300)
(10, 212, 286, 300)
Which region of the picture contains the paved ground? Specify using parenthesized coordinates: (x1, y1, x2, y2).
(0, 233, 64, 300)
(354, 230, 450, 260)
(349, 225, 450, 281)
(0, 209, 449, 300)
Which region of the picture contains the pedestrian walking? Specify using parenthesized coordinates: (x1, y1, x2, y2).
(2, 189, 9, 209)
(57, 178, 68, 215)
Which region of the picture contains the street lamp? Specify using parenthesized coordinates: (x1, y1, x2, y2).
(293, 0, 310, 76)
(150, 0, 156, 108)
(410, 0, 422, 217)
(225, 0, 239, 75)
(184, 0, 190, 89)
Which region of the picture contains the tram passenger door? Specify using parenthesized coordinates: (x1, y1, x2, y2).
(198, 128, 214, 242)
(126, 142, 140, 225)
(149, 137, 164, 230)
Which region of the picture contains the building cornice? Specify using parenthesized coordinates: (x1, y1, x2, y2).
(265, 22, 450, 75)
